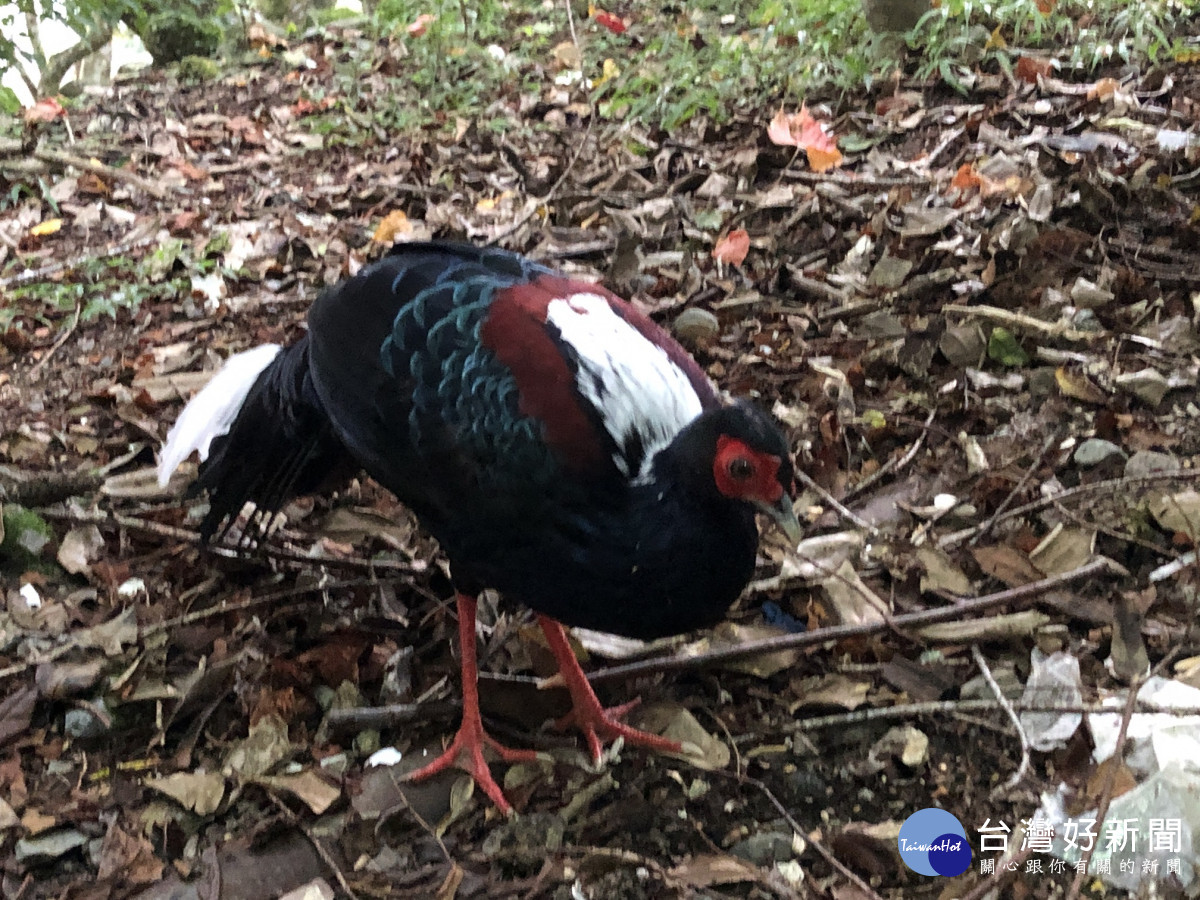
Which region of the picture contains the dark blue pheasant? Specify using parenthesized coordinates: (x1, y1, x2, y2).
(159, 242, 799, 813)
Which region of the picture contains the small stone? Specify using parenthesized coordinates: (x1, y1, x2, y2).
(1125, 450, 1180, 480)
(64, 703, 110, 740)
(729, 831, 795, 865)
(15, 829, 89, 865)
(1114, 368, 1170, 407)
(1074, 438, 1125, 468)
(672, 308, 720, 345)
(940, 324, 986, 368)
(867, 254, 913, 289)
(1069, 277, 1115, 309)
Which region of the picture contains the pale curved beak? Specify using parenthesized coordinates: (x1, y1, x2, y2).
(757, 494, 802, 544)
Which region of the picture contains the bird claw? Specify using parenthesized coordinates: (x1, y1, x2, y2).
(554, 694, 682, 764)
(403, 720, 539, 816)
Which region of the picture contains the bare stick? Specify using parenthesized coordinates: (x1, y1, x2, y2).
(971, 644, 1030, 793)
(587, 558, 1117, 685)
(969, 428, 1060, 546)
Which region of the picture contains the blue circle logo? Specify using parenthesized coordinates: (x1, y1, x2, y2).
(898, 808, 972, 876)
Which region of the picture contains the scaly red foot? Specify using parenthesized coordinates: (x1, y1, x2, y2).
(538, 616, 682, 763)
(403, 594, 538, 815)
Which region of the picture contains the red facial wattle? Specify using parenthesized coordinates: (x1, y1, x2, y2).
(713, 434, 783, 503)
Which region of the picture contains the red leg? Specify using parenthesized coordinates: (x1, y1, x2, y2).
(404, 594, 538, 815)
(538, 615, 681, 763)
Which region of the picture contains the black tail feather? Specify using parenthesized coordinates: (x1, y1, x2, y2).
(193, 337, 349, 542)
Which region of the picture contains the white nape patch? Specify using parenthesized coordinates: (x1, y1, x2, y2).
(546, 293, 703, 477)
(157, 344, 282, 487)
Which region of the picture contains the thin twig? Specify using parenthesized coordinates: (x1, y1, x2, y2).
(844, 406, 937, 501)
(0, 578, 391, 682)
(487, 114, 596, 247)
(717, 771, 883, 900)
(587, 557, 1117, 685)
(0, 233, 159, 290)
(971, 644, 1030, 793)
(325, 700, 459, 734)
(30, 147, 168, 199)
(563, 0, 578, 48)
(968, 428, 1060, 546)
(943, 303, 1102, 342)
(1064, 676, 1142, 900)
(266, 793, 362, 900)
(796, 469, 878, 536)
(938, 469, 1200, 550)
(29, 303, 80, 376)
(791, 697, 1200, 731)
(38, 507, 417, 575)
(957, 847, 1033, 900)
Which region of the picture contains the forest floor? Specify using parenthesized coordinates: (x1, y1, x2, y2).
(4, 11, 1200, 900)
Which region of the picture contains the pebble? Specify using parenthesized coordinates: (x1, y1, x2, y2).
(1074, 438, 1124, 467)
(729, 830, 795, 865)
(1125, 450, 1180, 479)
(672, 308, 720, 344)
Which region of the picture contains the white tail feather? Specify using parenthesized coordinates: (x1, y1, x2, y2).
(157, 344, 283, 487)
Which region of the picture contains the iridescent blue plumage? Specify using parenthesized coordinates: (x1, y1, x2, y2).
(163, 240, 799, 813)
(178, 241, 794, 639)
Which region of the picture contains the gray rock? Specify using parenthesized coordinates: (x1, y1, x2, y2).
(730, 830, 795, 865)
(1074, 439, 1124, 468)
(1125, 450, 1180, 480)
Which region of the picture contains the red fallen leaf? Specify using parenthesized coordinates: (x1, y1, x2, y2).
(170, 210, 202, 234)
(167, 158, 208, 181)
(951, 163, 981, 190)
(712, 229, 750, 266)
(407, 13, 435, 36)
(593, 10, 628, 33)
(767, 106, 843, 173)
(1015, 55, 1052, 85)
(292, 96, 337, 116)
(24, 97, 65, 124)
(1036, 0, 1055, 12)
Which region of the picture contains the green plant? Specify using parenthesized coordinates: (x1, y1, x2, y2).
(295, 0, 1200, 138)
(2, 250, 190, 332)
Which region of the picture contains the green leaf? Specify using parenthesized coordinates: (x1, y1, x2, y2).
(0, 86, 20, 115)
(987, 327, 1029, 367)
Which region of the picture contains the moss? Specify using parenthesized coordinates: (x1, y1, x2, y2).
(1, 505, 53, 567)
(177, 55, 223, 82)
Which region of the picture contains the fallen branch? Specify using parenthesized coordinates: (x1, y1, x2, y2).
(943, 303, 1103, 342)
(939, 468, 1200, 550)
(588, 557, 1119, 685)
(31, 146, 168, 199)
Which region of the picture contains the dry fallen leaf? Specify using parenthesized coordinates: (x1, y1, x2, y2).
(373, 210, 413, 245)
(24, 97, 66, 124)
(971, 544, 1044, 587)
(591, 7, 628, 33)
(712, 229, 750, 266)
(407, 13, 436, 36)
(145, 771, 226, 816)
(631, 702, 730, 770)
(1055, 367, 1108, 404)
(29, 218, 63, 237)
(1015, 55, 1053, 84)
(767, 106, 843, 172)
(254, 770, 342, 815)
(668, 853, 760, 888)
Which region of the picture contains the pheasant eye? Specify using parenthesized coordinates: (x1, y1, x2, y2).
(728, 457, 754, 480)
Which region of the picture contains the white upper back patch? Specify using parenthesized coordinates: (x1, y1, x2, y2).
(545, 292, 703, 477)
